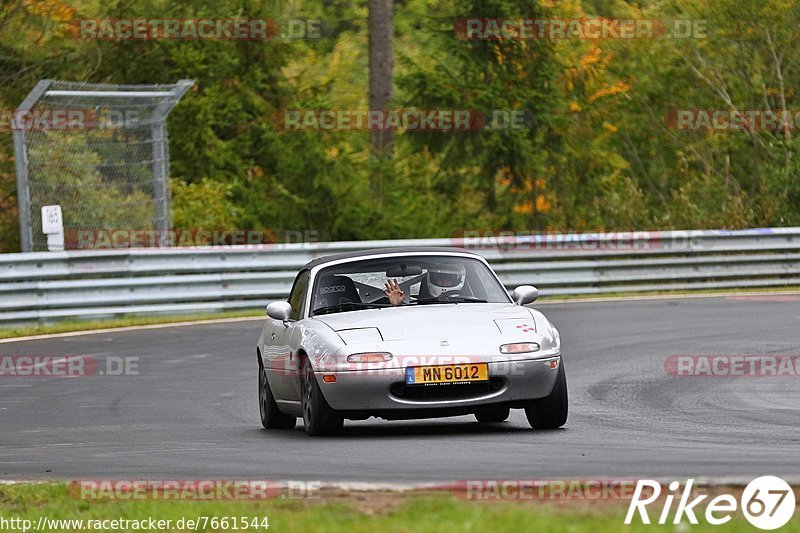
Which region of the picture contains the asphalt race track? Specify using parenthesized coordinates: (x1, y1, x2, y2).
(1, 295, 799, 482)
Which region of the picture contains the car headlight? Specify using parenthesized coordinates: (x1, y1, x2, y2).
(499, 342, 540, 354)
(346, 352, 393, 363)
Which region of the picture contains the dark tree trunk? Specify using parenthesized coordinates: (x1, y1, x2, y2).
(368, 0, 394, 162)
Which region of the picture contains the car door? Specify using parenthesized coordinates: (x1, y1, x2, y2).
(263, 270, 309, 402)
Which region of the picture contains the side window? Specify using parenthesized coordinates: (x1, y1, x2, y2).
(288, 271, 310, 321)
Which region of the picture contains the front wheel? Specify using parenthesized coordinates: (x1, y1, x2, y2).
(524, 361, 568, 429)
(301, 357, 343, 436)
(259, 362, 296, 429)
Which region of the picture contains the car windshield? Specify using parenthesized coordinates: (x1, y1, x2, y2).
(310, 255, 510, 316)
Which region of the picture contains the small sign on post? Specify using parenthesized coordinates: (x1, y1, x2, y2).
(41, 205, 64, 252)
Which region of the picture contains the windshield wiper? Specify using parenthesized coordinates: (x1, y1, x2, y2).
(451, 296, 488, 303)
(414, 296, 488, 304)
(312, 302, 392, 316)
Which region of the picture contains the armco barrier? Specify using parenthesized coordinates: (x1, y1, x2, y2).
(1, 228, 799, 323)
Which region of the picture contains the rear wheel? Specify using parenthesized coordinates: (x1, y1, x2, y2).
(259, 362, 296, 429)
(524, 362, 568, 429)
(301, 357, 343, 436)
(474, 407, 510, 423)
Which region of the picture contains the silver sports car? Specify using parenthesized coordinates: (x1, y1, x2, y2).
(256, 247, 567, 436)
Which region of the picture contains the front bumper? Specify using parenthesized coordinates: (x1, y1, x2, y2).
(317, 355, 561, 412)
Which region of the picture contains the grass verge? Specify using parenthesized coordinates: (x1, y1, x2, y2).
(0, 483, 796, 532)
(0, 311, 262, 340)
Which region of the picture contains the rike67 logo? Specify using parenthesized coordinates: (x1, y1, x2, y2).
(625, 477, 795, 530)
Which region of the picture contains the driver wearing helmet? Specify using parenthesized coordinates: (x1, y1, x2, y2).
(383, 264, 466, 305)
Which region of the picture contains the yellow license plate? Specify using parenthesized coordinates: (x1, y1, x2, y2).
(405, 363, 489, 385)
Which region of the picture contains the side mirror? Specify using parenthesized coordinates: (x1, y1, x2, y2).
(512, 285, 538, 305)
(266, 301, 292, 322)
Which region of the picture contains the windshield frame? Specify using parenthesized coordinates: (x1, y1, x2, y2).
(304, 251, 512, 319)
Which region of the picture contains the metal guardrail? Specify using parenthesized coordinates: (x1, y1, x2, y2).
(1, 228, 799, 323)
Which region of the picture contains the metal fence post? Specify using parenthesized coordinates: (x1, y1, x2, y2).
(151, 80, 193, 246)
(13, 80, 53, 253)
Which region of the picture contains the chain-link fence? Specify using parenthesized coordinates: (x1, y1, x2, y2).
(13, 79, 193, 252)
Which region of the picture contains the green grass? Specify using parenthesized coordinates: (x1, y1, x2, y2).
(2, 285, 799, 341)
(0, 483, 795, 532)
(0, 310, 263, 340)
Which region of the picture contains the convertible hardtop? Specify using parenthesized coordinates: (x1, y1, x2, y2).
(302, 246, 480, 270)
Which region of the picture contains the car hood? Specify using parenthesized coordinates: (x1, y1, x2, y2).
(313, 303, 536, 342)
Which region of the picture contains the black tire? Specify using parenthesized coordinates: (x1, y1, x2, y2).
(475, 407, 510, 423)
(524, 361, 568, 429)
(301, 357, 343, 436)
(259, 361, 296, 429)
